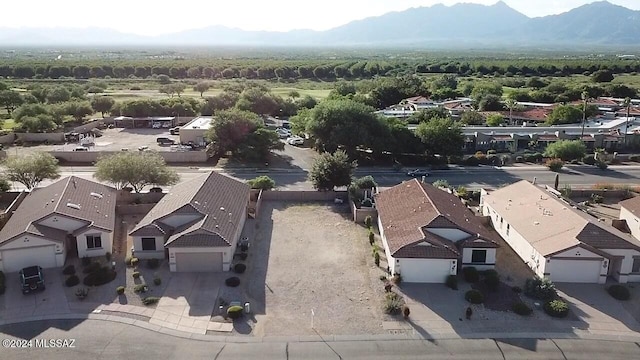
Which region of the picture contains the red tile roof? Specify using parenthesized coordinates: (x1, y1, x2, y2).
(375, 180, 498, 259)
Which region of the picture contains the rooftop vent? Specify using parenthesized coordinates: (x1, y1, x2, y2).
(90, 192, 103, 199)
(220, 207, 225, 212)
(534, 221, 540, 225)
(66, 203, 81, 210)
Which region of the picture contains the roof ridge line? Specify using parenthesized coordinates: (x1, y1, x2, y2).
(53, 176, 73, 213)
(417, 179, 442, 217)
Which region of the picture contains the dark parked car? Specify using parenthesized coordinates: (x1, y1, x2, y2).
(19, 266, 45, 294)
(407, 169, 429, 177)
(156, 137, 175, 145)
(169, 127, 180, 135)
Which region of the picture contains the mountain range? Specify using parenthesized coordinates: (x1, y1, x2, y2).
(2, 1, 640, 48)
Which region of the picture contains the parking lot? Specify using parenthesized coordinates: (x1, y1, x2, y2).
(245, 202, 386, 336)
(14, 128, 184, 154)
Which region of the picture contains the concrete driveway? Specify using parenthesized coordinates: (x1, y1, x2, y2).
(150, 273, 223, 334)
(0, 269, 69, 320)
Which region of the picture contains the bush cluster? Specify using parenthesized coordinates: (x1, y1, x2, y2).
(233, 263, 247, 274)
(544, 300, 569, 318)
(607, 285, 631, 301)
(445, 275, 458, 290)
(583, 154, 596, 165)
(482, 270, 500, 292)
(142, 296, 160, 306)
(523, 153, 544, 163)
(524, 277, 557, 301)
(132, 271, 141, 279)
(462, 267, 479, 283)
(383, 292, 404, 315)
(116, 286, 125, 295)
(546, 158, 564, 172)
(512, 302, 533, 316)
(225, 277, 240, 287)
(65, 275, 80, 287)
(134, 284, 148, 293)
(83, 266, 117, 286)
(62, 265, 76, 276)
(465, 290, 484, 304)
(153, 277, 162, 286)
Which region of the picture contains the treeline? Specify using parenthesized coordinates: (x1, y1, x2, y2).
(1, 58, 640, 80)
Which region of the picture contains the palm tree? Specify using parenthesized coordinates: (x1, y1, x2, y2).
(505, 98, 517, 125)
(624, 97, 632, 147)
(580, 91, 589, 141)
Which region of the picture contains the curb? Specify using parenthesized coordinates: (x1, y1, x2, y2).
(2, 312, 640, 344)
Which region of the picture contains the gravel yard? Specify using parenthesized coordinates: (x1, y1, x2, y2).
(245, 202, 386, 336)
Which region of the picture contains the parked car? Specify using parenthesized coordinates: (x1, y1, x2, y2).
(138, 146, 149, 151)
(286, 136, 304, 146)
(407, 169, 429, 177)
(73, 146, 88, 152)
(276, 128, 291, 138)
(170, 127, 180, 135)
(157, 137, 175, 145)
(19, 266, 45, 295)
(152, 122, 162, 129)
(161, 122, 171, 128)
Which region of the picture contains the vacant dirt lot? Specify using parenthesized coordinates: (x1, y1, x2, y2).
(245, 202, 386, 336)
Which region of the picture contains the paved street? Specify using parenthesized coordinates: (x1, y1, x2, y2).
(11, 164, 639, 192)
(1, 319, 640, 359)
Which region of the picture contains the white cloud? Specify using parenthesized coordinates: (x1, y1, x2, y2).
(2, 1, 639, 35)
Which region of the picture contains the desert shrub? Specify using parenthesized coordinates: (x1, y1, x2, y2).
(234, 263, 247, 274)
(125, 257, 133, 267)
(134, 284, 148, 293)
(75, 288, 88, 299)
(403, 305, 410, 319)
(147, 258, 159, 269)
(62, 265, 76, 275)
(374, 251, 380, 266)
(512, 301, 533, 316)
(379, 275, 387, 281)
(515, 156, 524, 163)
(81, 257, 91, 267)
(227, 305, 244, 319)
(483, 271, 500, 292)
(593, 183, 615, 190)
(583, 154, 596, 165)
(142, 296, 160, 306)
(368, 230, 375, 245)
(384, 282, 393, 292)
(153, 277, 162, 286)
(546, 158, 564, 172)
(445, 275, 458, 290)
(465, 289, 484, 304)
(383, 292, 404, 315)
(83, 267, 117, 286)
(132, 271, 141, 279)
(116, 286, 125, 295)
(392, 273, 402, 284)
(225, 277, 240, 287)
(596, 161, 608, 170)
(591, 193, 604, 203)
(607, 285, 631, 301)
(544, 300, 569, 318)
(524, 277, 557, 301)
(83, 262, 101, 274)
(130, 258, 139, 267)
(364, 215, 372, 228)
(462, 267, 479, 283)
(432, 179, 450, 188)
(65, 275, 80, 287)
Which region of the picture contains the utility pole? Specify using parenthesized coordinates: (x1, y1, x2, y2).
(624, 97, 631, 148)
(580, 91, 588, 141)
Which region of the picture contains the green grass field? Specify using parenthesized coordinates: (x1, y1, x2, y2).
(2, 119, 16, 130)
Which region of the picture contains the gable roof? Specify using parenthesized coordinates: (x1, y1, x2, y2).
(375, 179, 498, 259)
(0, 177, 116, 244)
(620, 195, 640, 216)
(483, 180, 640, 256)
(130, 171, 249, 248)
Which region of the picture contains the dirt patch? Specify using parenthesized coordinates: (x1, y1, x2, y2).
(245, 202, 386, 336)
(472, 281, 521, 312)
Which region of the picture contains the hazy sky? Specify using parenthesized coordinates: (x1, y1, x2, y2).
(3, 0, 639, 35)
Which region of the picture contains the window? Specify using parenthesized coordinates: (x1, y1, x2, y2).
(632, 258, 640, 273)
(500, 217, 503, 229)
(506, 224, 510, 236)
(86, 235, 102, 249)
(141, 237, 156, 251)
(471, 249, 487, 263)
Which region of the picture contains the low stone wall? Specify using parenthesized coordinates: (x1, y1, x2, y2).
(261, 190, 347, 202)
(0, 133, 15, 145)
(49, 150, 209, 164)
(17, 132, 65, 143)
(569, 189, 633, 199)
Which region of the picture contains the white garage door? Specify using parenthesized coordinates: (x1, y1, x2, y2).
(548, 259, 602, 283)
(400, 258, 452, 283)
(1, 245, 57, 273)
(174, 252, 222, 272)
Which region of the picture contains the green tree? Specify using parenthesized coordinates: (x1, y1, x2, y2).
(17, 115, 58, 133)
(193, 81, 211, 97)
(296, 95, 317, 109)
(90, 96, 115, 117)
(0, 175, 10, 193)
(460, 110, 484, 125)
(0, 90, 24, 116)
(592, 69, 614, 83)
(546, 105, 583, 125)
(504, 98, 518, 125)
(543, 140, 587, 161)
(407, 108, 450, 124)
(477, 94, 504, 111)
(471, 82, 503, 101)
(157, 74, 171, 84)
(247, 175, 276, 190)
(12, 103, 50, 121)
(46, 86, 71, 103)
(287, 90, 300, 99)
(235, 87, 281, 115)
(308, 150, 356, 191)
(60, 101, 93, 121)
(415, 118, 463, 157)
(94, 151, 179, 193)
(201, 92, 240, 114)
(486, 114, 504, 127)
(3, 152, 60, 190)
